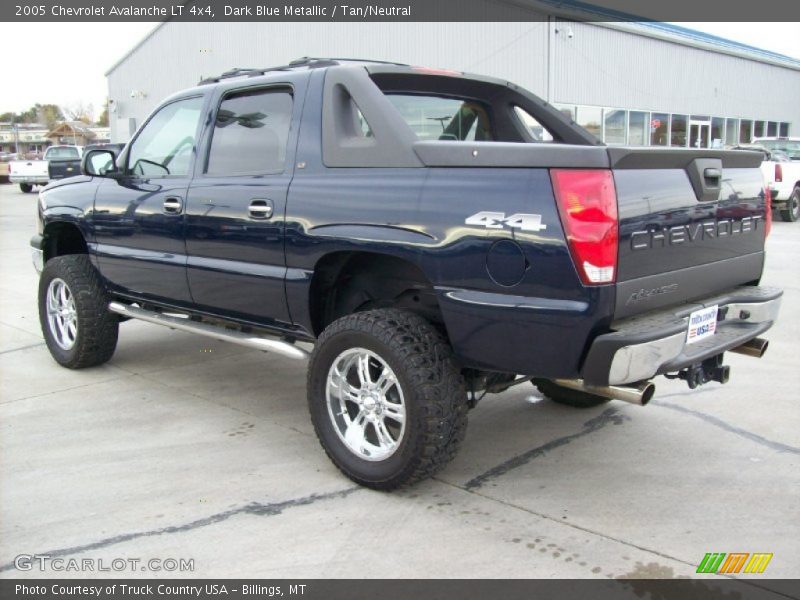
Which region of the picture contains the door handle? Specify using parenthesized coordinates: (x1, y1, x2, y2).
(163, 197, 182, 214)
(248, 199, 273, 220)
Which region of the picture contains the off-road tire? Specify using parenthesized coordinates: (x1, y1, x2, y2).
(307, 309, 467, 490)
(533, 378, 610, 409)
(38, 255, 119, 369)
(19, 183, 33, 193)
(780, 186, 800, 222)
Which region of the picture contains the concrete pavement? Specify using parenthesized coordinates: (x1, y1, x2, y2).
(0, 182, 798, 587)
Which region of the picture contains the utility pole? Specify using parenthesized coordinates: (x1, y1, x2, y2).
(12, 118, 20, 156)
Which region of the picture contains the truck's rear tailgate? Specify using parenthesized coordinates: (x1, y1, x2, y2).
(610, 148, 767, 318)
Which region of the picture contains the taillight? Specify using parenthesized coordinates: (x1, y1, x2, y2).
(775, 163, 783, 183)
(764, 187, 772, 237)
(550, 169, 618, 285)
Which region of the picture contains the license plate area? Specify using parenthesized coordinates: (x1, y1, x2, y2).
(687, 305, 718, 345)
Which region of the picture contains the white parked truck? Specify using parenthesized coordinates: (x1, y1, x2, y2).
(9, 145, 83, 193)
(734, 140, 800, 222)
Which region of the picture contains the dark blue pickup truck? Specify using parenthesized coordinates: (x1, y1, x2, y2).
(31, 58, 782, 489)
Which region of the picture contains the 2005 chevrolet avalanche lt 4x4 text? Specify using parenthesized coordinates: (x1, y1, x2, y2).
(31, 58, 782, 489)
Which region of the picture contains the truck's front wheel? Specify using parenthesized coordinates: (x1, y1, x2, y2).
(308, 309, 467, 490)
(533, 378, 610, 409)
(19, 183, 33, 193)
(780, 186, 800, 222)
(38, 255, 119, 369)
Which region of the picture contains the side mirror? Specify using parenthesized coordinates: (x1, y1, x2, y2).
(82, 149, 117, 177)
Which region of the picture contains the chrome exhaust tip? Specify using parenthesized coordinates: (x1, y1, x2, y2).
(553, 378, 655, 406)
(729, 337, 769, 358)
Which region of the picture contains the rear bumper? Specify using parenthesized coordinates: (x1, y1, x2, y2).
(10, 175, 48, 184)
(582, 285, 782, 386)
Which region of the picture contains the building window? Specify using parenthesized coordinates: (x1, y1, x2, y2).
(780, 123, 790, 137)
(604, 109, 626, 144)
(650, 113, 668, 146)
(670, 114, 687, 147)
(725, 119, 738, 147)
(754, 121, 766, 138)
(628, 111, 648, 146)
(576, 106, 602, 141)
(711, 117, 724, 148)
(767, 122, 777, 137)
(740, 120, 752, 143)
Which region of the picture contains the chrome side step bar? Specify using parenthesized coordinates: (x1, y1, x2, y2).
(108, 301, 310, 360)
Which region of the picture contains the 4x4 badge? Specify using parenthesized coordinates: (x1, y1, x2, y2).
(465, 211, 547, 232)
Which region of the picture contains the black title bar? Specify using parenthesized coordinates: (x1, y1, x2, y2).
(3, 579, 800, 600)
(2, 0, 800, 22)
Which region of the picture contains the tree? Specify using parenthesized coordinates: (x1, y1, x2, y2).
(63, 102, 94, 124)
(96, 99, 109, 127)
(0, 104, 63, 127)
(37, 104, 64, 129)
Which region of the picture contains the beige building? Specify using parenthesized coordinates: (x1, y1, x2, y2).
(0, 123, 110, 157)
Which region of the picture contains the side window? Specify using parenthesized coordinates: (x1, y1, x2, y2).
(513, 106, 555, 142)
(127, 97, 203, 177)
(206, 89, 293, 175)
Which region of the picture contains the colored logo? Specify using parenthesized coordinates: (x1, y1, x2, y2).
(696, 553, 773, 574)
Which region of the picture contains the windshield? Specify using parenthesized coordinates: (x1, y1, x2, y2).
(759, 140, 800, 159)
(45, 147, 80, 160)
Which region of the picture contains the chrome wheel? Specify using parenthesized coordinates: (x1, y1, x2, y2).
(46, 278, 78, 350)
(326, 348, 406, 461)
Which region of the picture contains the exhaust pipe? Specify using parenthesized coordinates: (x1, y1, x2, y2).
(108, 302, 310, 360)
(553, 378, 655, 406)
(729, 337, 769, 358)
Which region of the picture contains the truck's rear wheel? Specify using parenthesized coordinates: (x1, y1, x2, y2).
(307, 309, 467, 489)
(780, 186, 800, 222)
(38, 255, 119, 369)
(19, 183, 33, 193)
(533, 378, 610, 409)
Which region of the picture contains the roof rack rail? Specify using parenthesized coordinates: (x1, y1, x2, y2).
(199, 57, 410, 85)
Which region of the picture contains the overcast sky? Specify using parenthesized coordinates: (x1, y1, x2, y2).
(0, 21, 797, 117)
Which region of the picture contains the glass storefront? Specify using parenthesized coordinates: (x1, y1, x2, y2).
(651, 113, 669, 146)
(726, 119, 738, 145)
(711, 118, 724, 148)
(604, 109, 626, 144)
(555, 104, 790, 147)
(670, 114, 687, 147)
(740, 120, 752, 143)
(628, 111, 648, 146)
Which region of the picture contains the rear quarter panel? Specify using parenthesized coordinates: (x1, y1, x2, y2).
(285, 165, 615, 377)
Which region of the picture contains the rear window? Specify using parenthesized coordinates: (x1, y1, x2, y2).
(46, 147, 80, 159)
(759, 139, 800, 160)
(386, 94, 493, 141)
